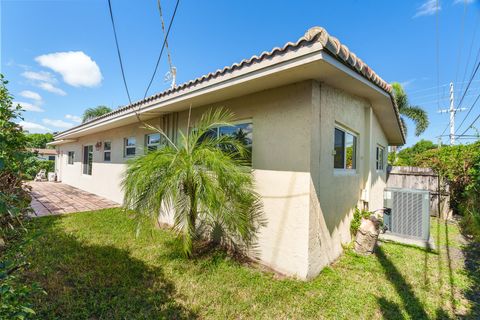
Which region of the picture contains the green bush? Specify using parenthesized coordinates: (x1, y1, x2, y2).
(414, 141, 480, 240)
(23, 155, 55, 180)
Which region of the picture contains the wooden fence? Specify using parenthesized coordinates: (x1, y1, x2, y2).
(386, 166, 451, 218)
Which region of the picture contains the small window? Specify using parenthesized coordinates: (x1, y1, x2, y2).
(376, 146, 385, 171)
(124, 137, 136, 157)
(334, 126, 357, 170)
(68, 151, 74, 165)
(104, 141, 111, 162)
(145, 133, 162, 152)
(48, 155, 55, 161)
(83, 145, 93, 175)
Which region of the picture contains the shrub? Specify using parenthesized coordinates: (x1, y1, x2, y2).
(350, 207, 372, 236)
(22, 155, 55, 180)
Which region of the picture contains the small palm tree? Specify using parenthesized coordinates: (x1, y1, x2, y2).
(392, 82, 429, 136)
(82, 105, 112, 123)
(122, 108, 264, 257)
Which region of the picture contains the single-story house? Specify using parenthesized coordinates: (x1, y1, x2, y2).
(29, 148, 57, 161)
(49, 26, 405, 279)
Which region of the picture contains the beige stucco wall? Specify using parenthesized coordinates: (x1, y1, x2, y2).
(56, 80, 389, 279)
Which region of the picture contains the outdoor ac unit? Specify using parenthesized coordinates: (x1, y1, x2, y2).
(383, 188, 430, 241)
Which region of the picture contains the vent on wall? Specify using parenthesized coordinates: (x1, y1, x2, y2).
(383, 188, 430, 241)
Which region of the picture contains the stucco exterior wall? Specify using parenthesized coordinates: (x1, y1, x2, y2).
(56, 80, 389, 279)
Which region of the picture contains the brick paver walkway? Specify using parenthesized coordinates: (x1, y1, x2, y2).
(28, 182, 119, 216)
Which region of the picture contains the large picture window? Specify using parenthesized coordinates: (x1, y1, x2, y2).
(83, 145, 93, 175)
(198, 121, 253, 163)
(376, 145, 385, 171)
(124, 137, 136, 157)
(334, 127, 357, 170)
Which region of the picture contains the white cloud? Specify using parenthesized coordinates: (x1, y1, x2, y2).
(414, 0, 441, 18)
(35, 51, 102, 87)
(19, 90, 42, 102)
(453, 0, 475, 4)
(21, 71, 57, 83)
(19, 121, 51, 133)
(38, 82, 67, 96)
(42, 118, 73, 129)
(400, 79, 416, 88)
(65, 114, 82, 123)
(14, 101, 44, 112)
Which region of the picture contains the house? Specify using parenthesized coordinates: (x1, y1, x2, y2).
(49, 27, 405, 279)
(29, 148, 57, 162)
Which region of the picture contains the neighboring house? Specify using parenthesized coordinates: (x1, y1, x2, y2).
(29, 148, 57, 162)
(49, 27, 404, 279)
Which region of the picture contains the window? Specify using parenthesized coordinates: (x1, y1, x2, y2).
(334, 127, 357, 170)
(198, 121, 253, 163)
(124, 137, 136, 157)
(48, 155, 55, 161)
(68, 151, 74, 165)
(145, 133, 163, 152)
(104, 141, 111, 162)
(376, 146, 385, 171)
(83, 145, 93, 175)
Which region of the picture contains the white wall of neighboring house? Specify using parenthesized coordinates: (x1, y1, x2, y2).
(56, 81, 389, 279)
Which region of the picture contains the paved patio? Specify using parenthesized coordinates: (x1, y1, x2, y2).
(28, 182, 119, 216)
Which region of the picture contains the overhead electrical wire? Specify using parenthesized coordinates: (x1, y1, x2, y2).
(143, 0, 180, 99)
(107, 0, 132, 104)
(457, 93, 480, 135)
(458, 11, 480, 100)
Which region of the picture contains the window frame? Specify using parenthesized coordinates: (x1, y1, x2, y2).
(124, 137, 136, 158)
(376, 145, 385, 171)
(67, 151, 74, 165)
(82, 145, 93, 176)
(103, 141, 112, 162)
(145, 133, 163, 153)
(333, 125, 358, 174)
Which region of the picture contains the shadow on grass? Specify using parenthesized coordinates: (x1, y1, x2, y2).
(461, 239, 480, 319)
(23, 216, 198, 319)
(375, 246, 429, 320)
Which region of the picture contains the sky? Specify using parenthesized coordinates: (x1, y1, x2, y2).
(1, 0, 480, 147)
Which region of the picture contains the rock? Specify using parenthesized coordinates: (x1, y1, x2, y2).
(354, 218, 380, 255)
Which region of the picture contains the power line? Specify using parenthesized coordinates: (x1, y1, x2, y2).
(158, 0, 177, 89)
(458, 11, 480, 99)
(453, 1, 467, 92)
(456, 93, 480, 133)
(436, 0, 440, 112)
(143, 0, 180, 99)
(107, 0, 132, 104)
(459, 111, 480, 136)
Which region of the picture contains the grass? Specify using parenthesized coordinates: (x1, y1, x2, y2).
(5, 208, 477, 319)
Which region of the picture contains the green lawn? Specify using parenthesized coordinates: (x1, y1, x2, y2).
(7, 208, 477, 319)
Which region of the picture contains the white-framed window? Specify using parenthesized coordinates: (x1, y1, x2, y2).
(334, 126, 357, 171)
(83, 145, 93, 175)
(376, 145, 385, 171)
(124, 137, 136, 157)
(198, 120, 253, 163)
(145, 133, 163, 152)
(104, 141, 111, 162)
(68, 151, 74, 165)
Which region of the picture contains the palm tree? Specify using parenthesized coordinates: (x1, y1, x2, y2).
(82, 105, 112, 123)
(392, 82, 429, 137)
(122, 108, 264, 257)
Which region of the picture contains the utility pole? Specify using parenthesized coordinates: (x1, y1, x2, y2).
(438, 82, 466, 145)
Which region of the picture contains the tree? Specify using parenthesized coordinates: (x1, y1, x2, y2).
(122, 108, 264, 257)
(0, 74, 31, 240)
(82, 105, 112, 123)
(26, 133, 54, 149)
(392, 82, 429, 137)
(395, 139, 437, 166)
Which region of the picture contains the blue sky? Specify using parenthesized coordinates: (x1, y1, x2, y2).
(1, 0, 480, 147)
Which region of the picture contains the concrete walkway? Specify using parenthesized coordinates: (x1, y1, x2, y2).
(28, 182, 119, 216)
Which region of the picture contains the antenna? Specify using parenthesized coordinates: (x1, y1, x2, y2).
(158, 0, 176, 89)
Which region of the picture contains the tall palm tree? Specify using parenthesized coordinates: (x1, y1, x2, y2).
(82, 105, 112, 123)
(392, 82, 429, 136)
(122, 108, 264, 257)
